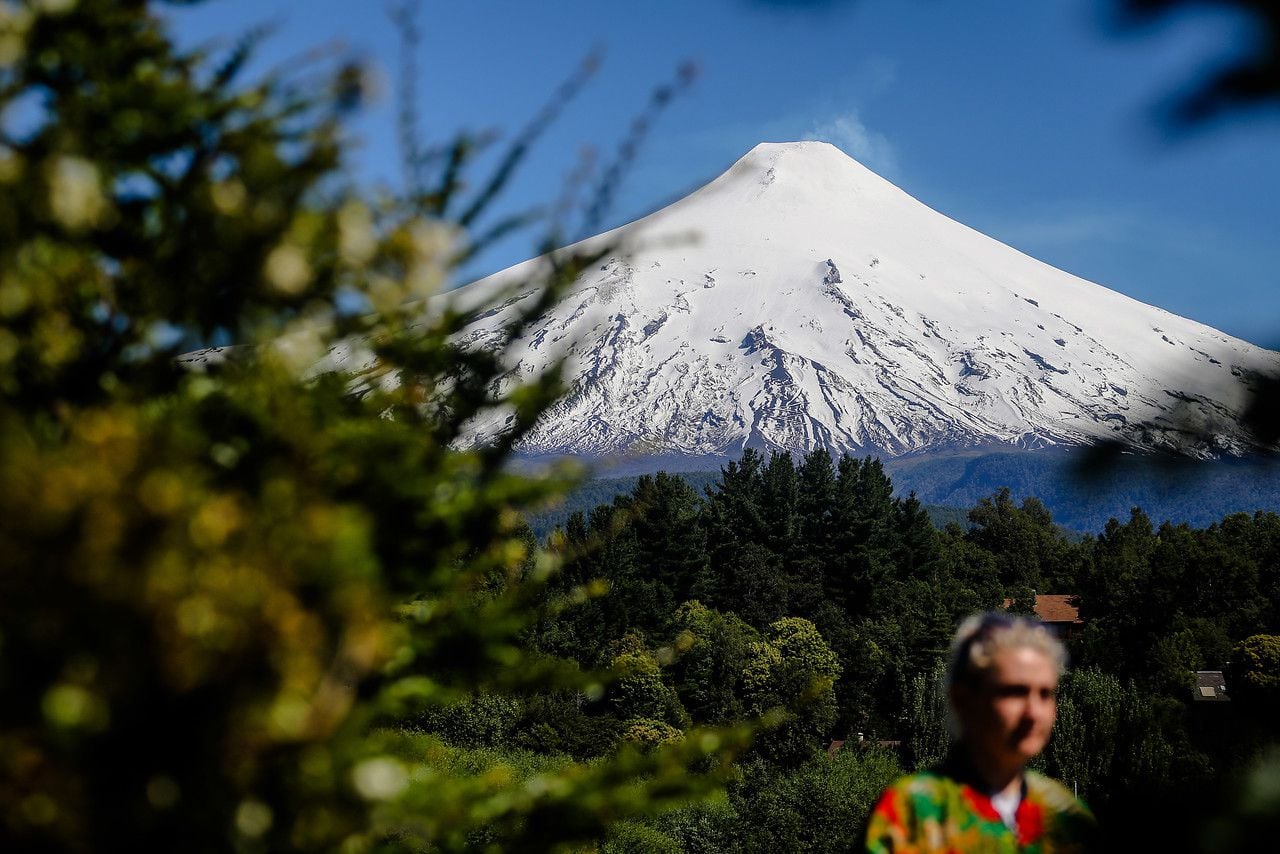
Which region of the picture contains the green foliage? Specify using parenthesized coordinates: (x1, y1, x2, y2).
(617, 473, 707, 606)
(743, 618, 841, 767)
(1202, 746, 1280, 853)
(1045, 668, 1209, 815)
(534, 444, 1280, 845)
(412, 692, 523, 749)
(902, 663, 949, 771)
(602, 820, 684, 854)
(1047, 669, 1144, 806)
(727, 749, 903, 853)
(606, 748, 904, 853)
(1229, 635, 1280, 708)
(1077, 509, 1280, 689)
(645, 795, 739, 854)
(364, 729, 745, 853)
(0, 1, 744, 849)
(668, 601, 756, 724)
(755, 618, 842, 704)
(540, 450, 1076, 745)
(619, 718, 683, 752)
(609, 645, 690, 729)
(966, 488, 1078, 592)
(526, 471, 722, 541)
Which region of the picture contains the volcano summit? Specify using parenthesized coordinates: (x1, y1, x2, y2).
(442, 141, 1277, 463)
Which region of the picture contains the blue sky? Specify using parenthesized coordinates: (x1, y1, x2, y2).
(167, 0, 1280, 347)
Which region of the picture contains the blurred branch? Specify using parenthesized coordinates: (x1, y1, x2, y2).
(457, 48, 604, 229)
(1111, 0, 1280, 125)
(390, 1, 428, 197)
(579, 61, 699, 239)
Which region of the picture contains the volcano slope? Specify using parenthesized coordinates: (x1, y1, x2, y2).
(414, 141, 1280, 466)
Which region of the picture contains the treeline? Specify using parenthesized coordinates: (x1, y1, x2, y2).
(535, 451, 1005, 743)
(524, 468, 971, 541)
(425, 449, 1280, 850)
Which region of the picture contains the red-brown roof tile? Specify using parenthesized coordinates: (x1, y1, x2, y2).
(1000, 594, 1082, 624)
(1032, 594, 1081, 624)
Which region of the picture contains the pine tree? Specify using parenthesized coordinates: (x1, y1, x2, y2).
(797, 448, 838, 566)
(621, 472, 708, 606)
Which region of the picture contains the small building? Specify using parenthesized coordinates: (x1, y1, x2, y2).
(1000, 594, 1084, 639)
(1192, 670, 1230, 703)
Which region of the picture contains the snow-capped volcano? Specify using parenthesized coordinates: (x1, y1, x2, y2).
(442, 141, 1278, 460)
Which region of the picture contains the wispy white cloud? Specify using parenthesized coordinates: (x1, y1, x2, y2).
(803, 111, 898, 178)
(861, 56, 898, 97)
(993, 211, 1140, 248)
(989, 209, 1237, 263)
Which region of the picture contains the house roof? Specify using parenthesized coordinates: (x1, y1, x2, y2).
(999, 594, 1083, 624)
(1193, 670, 1230, 702)
(1032, 594, 1082, 624)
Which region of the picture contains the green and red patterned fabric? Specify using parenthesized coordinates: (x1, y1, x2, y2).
(865, 758, 1096, 853)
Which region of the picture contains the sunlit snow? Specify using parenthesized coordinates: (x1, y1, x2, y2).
(434, 142, 1279, 460)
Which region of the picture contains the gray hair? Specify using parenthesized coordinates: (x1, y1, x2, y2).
(944, 612, 1068, 692)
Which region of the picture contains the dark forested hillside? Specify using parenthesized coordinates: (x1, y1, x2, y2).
(495, 449, 1280, 848)
(884, 448, 1280, 532)
(527, 469, 970, 540)
(530, 447, 1280, 537)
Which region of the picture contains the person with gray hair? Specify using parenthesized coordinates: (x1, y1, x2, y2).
(865, 613, 1097, 852)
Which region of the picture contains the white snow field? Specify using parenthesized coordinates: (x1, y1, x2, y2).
(421, 141, 1280, 460)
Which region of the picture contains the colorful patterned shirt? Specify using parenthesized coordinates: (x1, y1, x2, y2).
(865, 758, 1096, 853)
